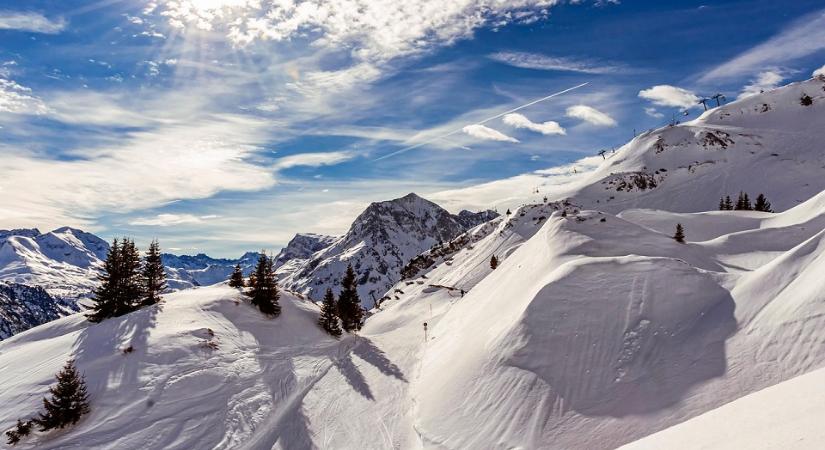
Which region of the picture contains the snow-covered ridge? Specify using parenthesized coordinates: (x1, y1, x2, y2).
(562, 77, 825, 213)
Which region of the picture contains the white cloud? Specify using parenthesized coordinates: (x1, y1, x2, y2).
(488, 51, 627, 74)
(0, 78, 49, 115)
(461, 124, 519, 143)
(565, 105, 617, 127)
(502, 113, 566, 135)
(701, 8, 825, 82)
(273, 151, 357, 170)
(154, 1, 564, 63)
(130, 214, 220, 227)
(739, 70, 785, 99)
(0, 12, 66, 34)
(813, 64, 825, 77)
(638, 85, 699, 109)
(0, 101, 277, 230)
(644, 107, 664, 119)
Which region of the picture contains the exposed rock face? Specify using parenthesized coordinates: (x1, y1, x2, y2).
(0, 282, 61, 340)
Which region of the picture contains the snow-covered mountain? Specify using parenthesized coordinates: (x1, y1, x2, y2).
(0, 227, 109, 303)
(280, 193, 498, 303)
(162, 252, 260, 291)
(0, 282, 62, 340)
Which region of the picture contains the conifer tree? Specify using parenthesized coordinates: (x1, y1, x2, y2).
(337, 264, 363, 332)
(87, 239, 121, 322)
(247, 272, 257, 289)
(673, 223, 686, 243)
(724, 195, 734, 210)
(5, 419, 32, 445)
(228, 264, 245, 288)
(754, 193, 773, 212)
(490, 255, 498, 270)
(248, 252, 280, 316)
(118, 239, 143, 315)
(141, 239, 166, 306)
(318, 287, 342, 337)
(718, 197, 725, 210)
(735, 191, 753, 210)
(34, 360, 90, 431)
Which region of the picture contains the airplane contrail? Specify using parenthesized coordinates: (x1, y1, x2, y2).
(373, 82, 589, 162)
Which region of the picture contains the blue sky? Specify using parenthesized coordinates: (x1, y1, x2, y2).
(1, 0, 824, 256)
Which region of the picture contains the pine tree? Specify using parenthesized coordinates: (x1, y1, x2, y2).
(718, 197, 725, 210)
(754, 193, 773, 212)
(5, 419, 32, 445)
(506, 209, 512, 215)
(228, 264, 245, 288)
(86, 239, 121, 322)
(337, 264, 363, 332)
(34, 360, 90, 431)
(673, 223, 686, 243)
(318, 287, 342, 337)
(119, 239, 143, 314)
(724, 195, 734, 210)
(247, 272, 257, 289)
(141, 239, 166, 306)
(735, 191, 753, 210)
(490, 255, 498, 270)
(248, 252, 280, 316)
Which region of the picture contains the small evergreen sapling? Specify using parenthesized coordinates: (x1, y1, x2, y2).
(228, 264, 245, 288)
(318, 287, 342, 337)
(34, 360, 90, 432)
(5, 420, 32, 445)
(673, 223, 686, 243)
(490, 255, 498, 270)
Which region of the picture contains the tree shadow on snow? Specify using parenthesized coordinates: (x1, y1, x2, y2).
(333, 336, 408, 401)
(72, 303, 162, 397)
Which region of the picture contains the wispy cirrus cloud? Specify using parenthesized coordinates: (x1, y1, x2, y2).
(488, 51, 628, 74)
(638, 85, 699, 109)
(700, 8, 825, 82)
(273, 151, 357, 170)
(502, 113, 565, 135)
(565, 105, 616, 127)
(462, 124, 519, 143)
(0, 11, 66, 34)
(130, 214, 220, 227)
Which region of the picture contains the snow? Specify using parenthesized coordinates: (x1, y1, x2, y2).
(0, 285, 342, 449)
(622, 366, 825, 450)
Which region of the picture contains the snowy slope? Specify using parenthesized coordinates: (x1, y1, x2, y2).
(402, 190, 825, 448)
(622, 365, 825, 450)
(0, 284, 345, 449)
(282, 193, 497, 302)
